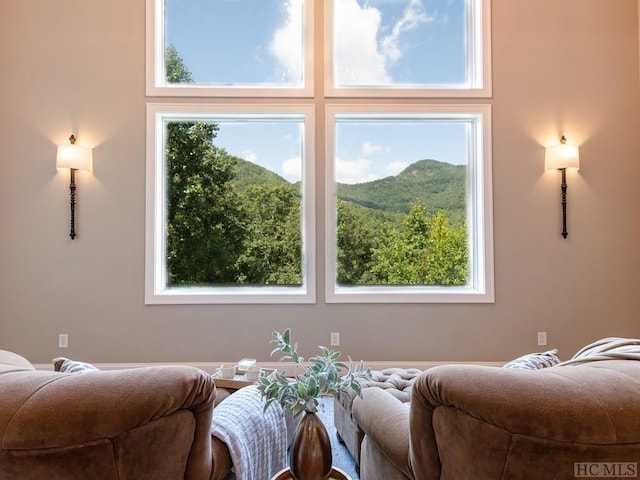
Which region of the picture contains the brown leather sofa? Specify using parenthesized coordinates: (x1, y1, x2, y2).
(351, 359, 640, 479)
(0, 350, 233, 480)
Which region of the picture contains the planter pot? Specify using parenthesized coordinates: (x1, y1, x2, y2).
(289, 411, 332, 480)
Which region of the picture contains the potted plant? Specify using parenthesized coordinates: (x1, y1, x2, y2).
(258, 328, 371, 480)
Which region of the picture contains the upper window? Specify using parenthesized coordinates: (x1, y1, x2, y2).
(147, 0, 490, 98)
(146, 0, 314, 97)
(325, 0, 491, 97)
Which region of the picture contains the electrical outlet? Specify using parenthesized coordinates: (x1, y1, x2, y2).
(537, 331, 547, 346)
(58, 334, 69, 349)
(330, 332, 340, 346)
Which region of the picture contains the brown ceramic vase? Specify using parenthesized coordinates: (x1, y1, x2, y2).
(289, 411, 332, 480)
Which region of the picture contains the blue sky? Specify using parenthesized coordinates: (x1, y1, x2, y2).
(211, 120, 304, 183)
(198, 117, 468, 185)
(164, 0, 468, 184)
(334, 120, 468, 184)
(165, 0, 303, 85)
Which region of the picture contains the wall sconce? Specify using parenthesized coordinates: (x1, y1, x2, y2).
(56, 134, 93, 240)
(545, 135, 580, 239)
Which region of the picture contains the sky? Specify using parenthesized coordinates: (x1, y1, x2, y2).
(163, 0, 469, 184)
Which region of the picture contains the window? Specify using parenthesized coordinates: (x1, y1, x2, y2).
(325, 105, 493, 303)
(146, 104, 316, 304)
(325, 0, 491, 97)
(146, 0, 314, 97)
(146, 0, 493, 304)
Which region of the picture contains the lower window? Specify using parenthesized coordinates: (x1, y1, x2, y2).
(146, 104, 315, 304)
(146, 103, 492, 304)
(325, 104, 494, 303)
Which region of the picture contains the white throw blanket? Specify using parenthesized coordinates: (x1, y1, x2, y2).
(211, 385, 287, 480)
(557, 337, 640, 366)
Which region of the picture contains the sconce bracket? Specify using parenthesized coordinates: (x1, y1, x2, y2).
(69, 168, 77, 240)
(560, 168, 568, 239)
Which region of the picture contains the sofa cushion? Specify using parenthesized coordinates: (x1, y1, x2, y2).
(336, 367, 422, 415)
(502, 348, 560, 370)
(364, 368, 423, 403)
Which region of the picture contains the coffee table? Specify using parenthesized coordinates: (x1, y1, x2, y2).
(271, 466, 352, 480)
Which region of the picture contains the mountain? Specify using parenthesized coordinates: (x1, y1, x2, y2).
(232, 157, 466, 219)
(232, 157, 289, 191)
(337, 159, 466, 216)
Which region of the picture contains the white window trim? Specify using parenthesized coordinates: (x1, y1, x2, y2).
(145, 103, 316, 304)
(145, 0, 315, 98)
(323, 0, 492, 98)
(324, 104, 494, 304)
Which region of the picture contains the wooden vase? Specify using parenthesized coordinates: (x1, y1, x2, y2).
(289, 411, 332, 480)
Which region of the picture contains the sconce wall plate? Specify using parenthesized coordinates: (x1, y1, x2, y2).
(56, 134, 92, 239)
(545, 135, 580, 239)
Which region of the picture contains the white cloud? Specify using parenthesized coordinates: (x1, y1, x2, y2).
(281, 156, 302, 182)
(336, 157, 381, 184)
(269, 0, 303, 83)
(243, 150, 257, 163)
(362, 141, 386, 155)
(334, 0, 389, 84)
(334, 0, 434, 85)
(381, 0, 433, 63)
(385, 160, 409, 175)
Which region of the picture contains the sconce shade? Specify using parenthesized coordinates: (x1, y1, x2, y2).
(56, 143, 92, 172)
(545, 137, 579, 171)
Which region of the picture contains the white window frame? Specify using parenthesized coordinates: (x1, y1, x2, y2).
(145, 103, 316, 304)
(325, 104, 494, 303)
(145, 1, 493, 305)
(145, 0, 315, 97)
(324, 0, 492, 98)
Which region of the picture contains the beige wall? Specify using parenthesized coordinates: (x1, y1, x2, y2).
(1, 0, 639, 365)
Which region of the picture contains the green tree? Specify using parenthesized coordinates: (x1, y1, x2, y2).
(235, 183, 302, 285)
(165, 44, 194, 83)
(367, 203, 468, 285)
(422, 211, 468, 285)
(164, 45, 248, 285)
(368, 222, 418, 284)
(166, 122, 247, 285)
(336, 201, 375, 285)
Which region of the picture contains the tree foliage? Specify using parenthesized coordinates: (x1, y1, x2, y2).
(165, 47, 245, 285)
(165, 44, 194, 83)
(336, 201, 375, 285)
(343, 203, 468, 286)
(235, 183, 302, 285)
(166, 122, 247, 285)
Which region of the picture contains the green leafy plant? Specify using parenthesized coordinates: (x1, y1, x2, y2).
(258, 328, 372, 417)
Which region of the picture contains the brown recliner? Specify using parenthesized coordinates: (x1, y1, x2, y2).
(352, 359, 640, 479)
(0, 350, 232, 480)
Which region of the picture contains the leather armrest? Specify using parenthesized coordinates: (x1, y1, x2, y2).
(412, 362, 640, 445)
(408, 361, 640, 480)
(0, 365, 215, 450)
